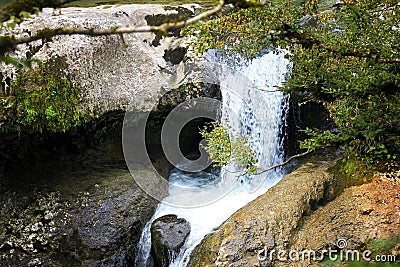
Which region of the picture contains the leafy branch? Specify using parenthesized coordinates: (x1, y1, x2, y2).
(200, 122, 313, 175)
(200, 121, 258, 174)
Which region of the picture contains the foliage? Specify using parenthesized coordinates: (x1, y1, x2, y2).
(299, 127, 342, 151)
(346, 236, 400, 266)
(321, 236, 400, 266)
(0, 9, 43, 68)
(185, 0, 400, 172)
(0, 55, 41, 69)
(0, 60, 86, 133)
(347, 263, 400, 267)
(62, 0, 215, 8)
(368, 236, 399, 255)
(183, 1, 302, 58)
(200, 121, 258, 174)
(0, 0, 49, 22)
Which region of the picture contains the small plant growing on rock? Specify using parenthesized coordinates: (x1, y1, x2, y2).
(200, 121, 258, 174)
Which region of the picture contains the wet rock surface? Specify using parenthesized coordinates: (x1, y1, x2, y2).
(0, 152, 160, 266)
(189, 153, 341, 267)
(151, 214, 191, 267)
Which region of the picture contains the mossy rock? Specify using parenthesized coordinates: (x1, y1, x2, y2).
(0, 0, 71, 22)
(0, 57, 87, 133)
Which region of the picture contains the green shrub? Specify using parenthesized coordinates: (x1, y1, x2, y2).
(200, 122, 258, 174)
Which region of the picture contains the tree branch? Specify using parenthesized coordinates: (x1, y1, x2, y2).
(226, 150, 312, 178)
(1, 0, 224, 52)
(377, 58, 400, 63)
(253, 150, 311, 175)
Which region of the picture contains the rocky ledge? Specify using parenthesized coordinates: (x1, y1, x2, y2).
(189, 153, 341, 266)
(0, 149, 162, 266)
(189, 152, 400, 266)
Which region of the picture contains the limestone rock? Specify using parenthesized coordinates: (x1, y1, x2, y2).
(1, 4, 200, 117)
(189, 153, 340, 267)
(289, 176, 400, 266)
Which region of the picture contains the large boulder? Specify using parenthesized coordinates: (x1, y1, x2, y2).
(151, 214, 191, 267)
(0, 4, 222, 168)
(0, 4, 201, 120)
(189, 153, 340, 267)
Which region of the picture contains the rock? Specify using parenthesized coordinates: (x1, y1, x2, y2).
(0, 4, 201, 118)
(0, 153, 161, 266)
(151, 214, 191, 267)
(0, 2, 223, 178)
(289, 176, 400, 266)
(189, 153, 400, 267)
(0, 4, 223, 169)
(189, 153, 340, 267)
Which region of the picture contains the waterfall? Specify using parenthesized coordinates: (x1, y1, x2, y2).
(134, 49, 291, 267)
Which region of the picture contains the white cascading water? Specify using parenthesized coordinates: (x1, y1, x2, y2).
(135, 49, 291, 267)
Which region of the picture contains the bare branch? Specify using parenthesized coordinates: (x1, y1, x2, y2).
(254, 150, 311, 175)
(2, 0, 224, 50)
(224, 150, 311, 178)
(377, 58, 400, 63)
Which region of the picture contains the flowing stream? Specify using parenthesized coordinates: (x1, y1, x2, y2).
(135, 49, 291, 267)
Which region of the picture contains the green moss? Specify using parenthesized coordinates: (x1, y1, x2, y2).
(344, 236, 400, 266)
(368, 236, 400, 257)
(150, 225, 167, 267)
(327, 154, 376, 191)
(1, 57, 87, 133)
(0, 0, 55, 22)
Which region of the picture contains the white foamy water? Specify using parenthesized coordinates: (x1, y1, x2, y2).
(135, 49, 291, 267)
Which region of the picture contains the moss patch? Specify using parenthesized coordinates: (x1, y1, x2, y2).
(0, 57, 87, 133)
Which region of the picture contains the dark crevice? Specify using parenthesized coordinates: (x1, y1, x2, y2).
(283, 96, 337, 159)
(144, 6, 194, 47)
(145, 82, 221, 179)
